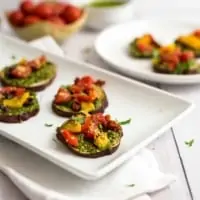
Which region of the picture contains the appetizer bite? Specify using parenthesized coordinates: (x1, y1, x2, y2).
(56, 113, 123, 158)
(0, 86, 39, 123)
(0, 55, 56, 91)
(129, 34, 160, 58)
(52, 76, 108, 117)
(152, 44, 199, 74)
(175, 34, 200, 57)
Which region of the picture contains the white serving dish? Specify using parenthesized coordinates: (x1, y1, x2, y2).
(86, 0, 135, 30)
(95, 20, 200, 85)
(0, 34, 194, 180)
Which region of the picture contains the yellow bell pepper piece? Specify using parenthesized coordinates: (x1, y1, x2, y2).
(160, 44, 177, 54)
(94, 133, 110, 150)
(63, 120, 82, 133)
(178, 35, 200, 50)
(3, 92, 30, 108)
(81, 102, 95, 113)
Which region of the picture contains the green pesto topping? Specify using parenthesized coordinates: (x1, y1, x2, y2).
(73, 130, 121, 154)
(1, 62, 56, 87)
(54, 85, 106, 113)
(0, 92, 39, 116)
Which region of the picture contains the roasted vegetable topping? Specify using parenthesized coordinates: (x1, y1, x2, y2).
(9, 55, 47, 79)
(59, 113, 122, 151)
(177, 35, 200, 50)
(153, 44, 196, 74)
(0, 87, 31, 109)
(129, 34, 160, 58)
(54, 76, 106, 112)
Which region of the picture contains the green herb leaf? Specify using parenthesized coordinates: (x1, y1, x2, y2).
(185, 139, 194, 147)
(45, 123, 53, 127)
(119, 118, 131, 125)
(127, 184, 135, 187)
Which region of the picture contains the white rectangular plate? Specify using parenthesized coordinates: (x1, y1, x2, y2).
(0, 34, 194, 180)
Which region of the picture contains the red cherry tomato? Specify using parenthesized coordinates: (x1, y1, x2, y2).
(34, 3, 54, 19)
(61, 5, 82, 24)
(55, 88, 71, 104)
(20, 0, 35, 15)
(180, 51, 194, 62)
(9, 10, 24, 26)
(48, 16, 65, 25)
(53, 2, 66, 16)
(23, 15, 40, 26)
(61, 129, 78, 147)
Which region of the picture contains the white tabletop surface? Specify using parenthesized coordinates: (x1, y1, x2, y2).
(1, 0, 200, 199)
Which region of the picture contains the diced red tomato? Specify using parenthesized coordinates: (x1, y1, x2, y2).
(23, 15, 40, 26)
(55, 88, 71, 104)
(193, 29, 200, 37)
(167, 62, 177, 71)
(11, 65, 32, 78)
(61, 129, 78, 147)
(76, 76, 94, 87)
(81, 116, 91, 132)
(28, 55, 46, 70)
(75, 94, 91, 102)
(70, 85, 83, 94)
(137, 43, 153, 53)
(15, 88, 26, 96)
(91, 113, 107, 126)
(9, 10, 24, 26)
(161, 53, 179, 66)
(180, 51, 194, 62)
(20, 0, 35, 15)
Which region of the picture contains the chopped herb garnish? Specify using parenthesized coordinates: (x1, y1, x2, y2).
(98, 124, 103, 130)
(119, 118, 131, 125)
(185, 139, 194, 147)
(45, 123, 53, 127)
(127, 184, 135, 187)
(11, 55, 16, 60)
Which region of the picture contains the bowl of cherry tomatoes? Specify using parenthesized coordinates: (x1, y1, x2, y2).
(6, 0, 87, 43)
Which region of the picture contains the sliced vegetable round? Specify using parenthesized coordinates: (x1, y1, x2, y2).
(129, 34, 160, 58)
(52, 76, 108, 117)
(0, 86, 39, 123)
(56, 113, 123, 158)
(152, 44, 200, 74)
(0, 55, 56, 91)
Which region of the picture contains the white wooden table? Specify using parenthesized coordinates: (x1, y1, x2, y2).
(60, 30, 198, 200)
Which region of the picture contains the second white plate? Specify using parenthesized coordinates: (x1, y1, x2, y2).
(95, 20, 200, 85)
